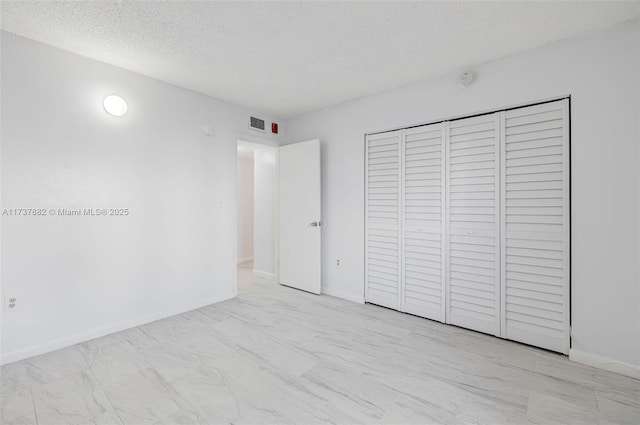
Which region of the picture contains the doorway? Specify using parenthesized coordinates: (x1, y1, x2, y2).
(236, 140, 278, 291)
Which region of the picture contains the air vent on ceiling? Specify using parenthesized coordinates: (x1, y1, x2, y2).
(249, 116, 266, 132)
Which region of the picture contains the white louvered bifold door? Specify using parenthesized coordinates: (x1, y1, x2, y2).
(365, 130, 402, 309)
(401, 124, 445, 321)
(446, 114, 501, 336)
(501, 99, 570, 354)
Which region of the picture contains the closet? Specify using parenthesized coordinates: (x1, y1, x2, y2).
(365, 99, 570, 354)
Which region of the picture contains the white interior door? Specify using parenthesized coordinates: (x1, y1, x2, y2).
(402, 124, 446, 322)
(501, 99, 570, 354)
(363, 98, 569, 354)
(446, 114, 501, 337)
(278, 139, 322, 294)
(365, 131, 402, 309)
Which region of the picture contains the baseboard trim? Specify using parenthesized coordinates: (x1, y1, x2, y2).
(569, 349, 640, 379)
(0, 292, 235, 366)
(322, 287, 365, 304)
(237, 257, 253, 264)
(253, 269, 275, 280)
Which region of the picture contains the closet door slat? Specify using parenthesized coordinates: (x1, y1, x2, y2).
(366, 131, 402, 309)
(446, 114, 501, 336)
(501, 99, 570, 354)
(401, 123, 445, 321)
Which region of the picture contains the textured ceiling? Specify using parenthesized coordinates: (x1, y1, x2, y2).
(1, 1, 639, 118)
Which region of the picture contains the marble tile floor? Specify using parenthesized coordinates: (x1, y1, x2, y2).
(2, 265, 638, 424)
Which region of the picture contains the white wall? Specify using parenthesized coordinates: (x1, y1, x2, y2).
(253, 148, 277, 278)
(0, 32, 285, 364)
(236, 155, 254, 262)
(286, 21, 640, 368)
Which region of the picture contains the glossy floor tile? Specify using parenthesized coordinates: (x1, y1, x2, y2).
(2, 264, 638, 424)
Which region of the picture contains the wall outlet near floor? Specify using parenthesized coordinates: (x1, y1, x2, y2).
(4, 296, 19, 312)
(336, 258, 341, 267)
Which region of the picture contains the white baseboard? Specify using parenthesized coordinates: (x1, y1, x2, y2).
(253, 269, 275, 280)
(237, 257, 253, 264)
(322, 287, 365, 304)
(569, 349, 640, 379)
(0, 292, 235, 366)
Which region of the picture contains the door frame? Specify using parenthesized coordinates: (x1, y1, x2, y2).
(234, 134, 279, 297)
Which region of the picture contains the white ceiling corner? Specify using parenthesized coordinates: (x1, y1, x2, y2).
(1, 1, 638, 118)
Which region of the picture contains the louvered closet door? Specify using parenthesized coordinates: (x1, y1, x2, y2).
(501, 99, 570, 354)
(402, 124, 445, 321)
(365, 130, 402, 309)
(446, 114, 501, 336)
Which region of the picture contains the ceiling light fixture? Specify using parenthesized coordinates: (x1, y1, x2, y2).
(103, 95, 128, 117)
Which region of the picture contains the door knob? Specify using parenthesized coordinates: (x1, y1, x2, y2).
(310, 221, 322, 227)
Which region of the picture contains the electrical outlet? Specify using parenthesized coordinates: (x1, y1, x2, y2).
(336, 259, 341, 267)
(5, 296, 18, 312)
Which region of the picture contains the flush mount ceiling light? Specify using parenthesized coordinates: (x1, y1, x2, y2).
(103, 95, 128, 117)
